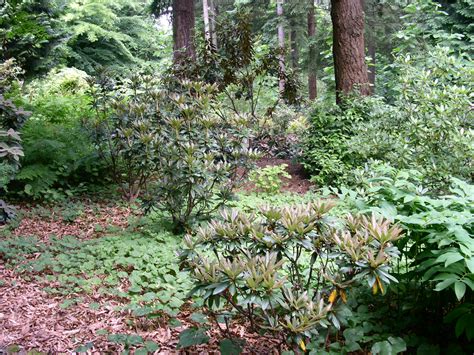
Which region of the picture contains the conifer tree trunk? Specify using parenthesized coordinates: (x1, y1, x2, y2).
(277, 0, 285, 94)
(172, 0, 195, 62)
(307, 0, 317, 100)
(331, 0, 370, 104)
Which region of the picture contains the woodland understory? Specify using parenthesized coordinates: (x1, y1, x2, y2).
(0, 0, 473, 354)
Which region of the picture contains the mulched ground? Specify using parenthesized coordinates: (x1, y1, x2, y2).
(0, 159, 309, 353)
(9, 204, 134, 242)
(0, 264, 281, 353)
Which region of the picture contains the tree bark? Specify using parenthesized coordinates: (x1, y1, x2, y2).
(307, 0, 317, 100)
(277, 0, 285, 94)
(209, 0, 218, 48)
(331, 0, 370, 104)
(290, 27, 299, 70)
(172, 0, 196, 62)
(363, 0, 376, 94)
(202, 0, 211, 43)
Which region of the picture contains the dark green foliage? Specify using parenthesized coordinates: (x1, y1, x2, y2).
(59, 0, 171, 74)
(327, 162, 474, 345)
(0, 0, 60, 74)
(219, 338, 245, 355)
(301, 96, 372, 186)
(177, 328, 210, 349)
(440, 0, 474, 53)
(14, 120, 103, 200)
(5, 67, 109, 200)
(0, 59, 29, 222)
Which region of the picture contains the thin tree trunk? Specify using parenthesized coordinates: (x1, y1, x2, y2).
(363, 0, 376, 94)
(331, 0, 370, 104)
(202, 0, 211, 43)
(367, 39, 375, 93)
(209, 0, 218, 48)
(172, 0, 196, 62)
(277, 0, 285, 94)
(290, 27, 299, 70)
(307, 0, 317, 100)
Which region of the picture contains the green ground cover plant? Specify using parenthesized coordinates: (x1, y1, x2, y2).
(0, 221, 192, 319)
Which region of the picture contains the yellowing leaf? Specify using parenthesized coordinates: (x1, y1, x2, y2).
(299, 339, 306, 351)
(372, 282, 378, 295)
(329, 289, 338, 303)
(340, 290, 347, 303)
(376, 275, 385, 294)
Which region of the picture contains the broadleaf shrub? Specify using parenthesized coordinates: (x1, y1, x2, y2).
(0, 59, 30, 222)
(90, 75, 257, 232)
(328, 162, 474, 341)
(180, 201, 402, 347)
(302, 47, 473, 190)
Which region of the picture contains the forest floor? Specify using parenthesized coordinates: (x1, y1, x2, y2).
(0, 159, 312, 354)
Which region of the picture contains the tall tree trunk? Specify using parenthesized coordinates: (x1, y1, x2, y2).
(209, 0, 218, 48)
(290, 27, 299, 70)
(367, 38, 376, 93)
(172, 0, 195, 62)
(277, 0, 285, 94)
(363, 0, 376, 94)
(331, 0, 370, 104)
(202, 0, 211, 43)
(307, 0, 317, 100)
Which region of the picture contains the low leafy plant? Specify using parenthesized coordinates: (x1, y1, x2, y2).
(249, 164, 291, 195)
(180, 201, 402, 349)
(0, 228, 192, 319)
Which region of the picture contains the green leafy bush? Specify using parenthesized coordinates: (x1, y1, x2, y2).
(302, 47, 473, 190)
(328, 162, 474, 342)
(249, 164, 291, 194)
(88, 74, 160, 201)
(14, 120, 104, 200)
(0, 59, 29, 222)
(352, 47, 473, 189)
(301, 96, 379, 186)
(8, 67, 108, 200)
(180, 201, 401, 348)
(91, 75, 256, 231)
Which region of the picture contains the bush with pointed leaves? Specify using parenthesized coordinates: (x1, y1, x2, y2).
(180, 201, 402, 347)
